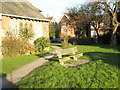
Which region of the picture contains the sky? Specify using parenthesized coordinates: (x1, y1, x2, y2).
(28, 0, 86, 22)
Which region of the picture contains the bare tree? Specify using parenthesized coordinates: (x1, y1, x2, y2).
(66, 5, 91, 38)
(66, 1, 120, 45)
(99, 1, 120, 46)
(66, 2, 107, 40)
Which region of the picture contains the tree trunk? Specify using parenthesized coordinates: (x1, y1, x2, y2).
(86, 23, 91, 38)
(94, 29, 101, 43)
(110, 33, 117, 46)
(110, 7, 119, 46)
(97, 35, 101, 43)
(110, 26, 118, 46)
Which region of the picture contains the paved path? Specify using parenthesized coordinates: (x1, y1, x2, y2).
(2, 46, 61, 88)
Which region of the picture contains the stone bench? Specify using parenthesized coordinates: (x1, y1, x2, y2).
(70, 53, 83, 60)
(55, 47, 83, 65)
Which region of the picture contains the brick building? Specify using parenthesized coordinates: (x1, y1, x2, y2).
(59, 13, 76, 37)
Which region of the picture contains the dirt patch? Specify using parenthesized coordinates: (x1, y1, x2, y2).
(62, 60, 91, 67)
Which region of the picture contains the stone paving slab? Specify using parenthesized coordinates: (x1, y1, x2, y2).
(62, 60, 91, 67)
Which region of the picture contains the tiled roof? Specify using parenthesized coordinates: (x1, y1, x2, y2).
(0, 1, 46, 19)
(47, 17, 53, 20)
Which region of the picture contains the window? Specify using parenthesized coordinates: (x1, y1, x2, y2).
(61, 29, 68, 34)
(91, 31, 97, 36)
(61, 22, 66, 27)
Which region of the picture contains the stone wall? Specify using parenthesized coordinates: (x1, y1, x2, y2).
(42, 22, 49, 38)
(31, 21, 43, 43)
(0, 15, 49, 57)
(2, 16, 10, 30)
(1, 15, 49, 43)
(9, 17, 34, 36)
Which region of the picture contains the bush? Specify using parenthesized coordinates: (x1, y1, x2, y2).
(99, 33, 111, 44)
(62, 42, 72, 48)
(19, 27, 34, 40)
(34, 37, 50, 52)
(69, 37, 97, 45)
(68, 37, 78, 45)
(2, 37, 35, 57)
(49, 23, 55, 39)
(60, 33, 69, 44)
(78, 38, 97, 45)
(18, 40, 36, 55)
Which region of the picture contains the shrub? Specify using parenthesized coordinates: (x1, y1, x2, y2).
(2, 31, 35, 57)
(68, 37, 78, 45)
(2, 36, 20, 57)
(18, 40, 36, 55)
(60, 33, 69, 44)
(78, 38, 97, 45)
(62, 42, 72, 48)
(69, 37, 97, 45)
(34, 37, 50, 52)
(60, 33, 70, 47)
(2, 37, 35, 57)
(19, 27, 34, 40)
(99, 33, 111, 44)
(49, 23, 55, 39)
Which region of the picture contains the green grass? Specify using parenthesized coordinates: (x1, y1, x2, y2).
(2, 47, 54, 74)
(16, 45, 120, 88)
(50, 43, 63, 47)
(2, 54, 38, 74)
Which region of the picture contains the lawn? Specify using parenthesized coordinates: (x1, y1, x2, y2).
(50, 43, 63, 47)
(2, 48, 54, 74)
(16, 45, 120, 88)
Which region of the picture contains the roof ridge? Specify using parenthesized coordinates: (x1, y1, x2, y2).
(1, 1, 45, 19)
(0, 0, 28, 2)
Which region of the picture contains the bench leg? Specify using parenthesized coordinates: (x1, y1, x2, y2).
(73, 57, 77, 60)
(60, 61, 64, 65)
(58, 55, 62, 58)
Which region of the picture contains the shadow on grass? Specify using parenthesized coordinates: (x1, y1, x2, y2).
(54, 44, 62, 47)
(2, 73, 18, 89)
(84, 52, 120, 68)
(35, 52, 49, 58)
(49, 54, 72, 61)
(101, 45, 120, 51)
(49, 56, 59, 62)
(93, 44, 120, 51)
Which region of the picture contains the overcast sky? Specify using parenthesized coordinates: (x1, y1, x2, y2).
(28, 0, 86, 22)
